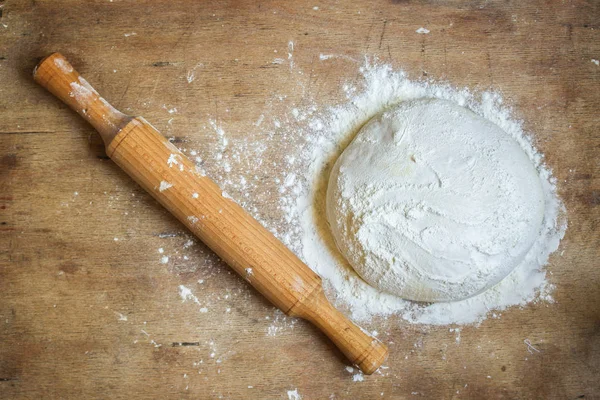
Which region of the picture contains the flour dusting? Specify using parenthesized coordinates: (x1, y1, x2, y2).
(286, 60, 566, 325)
(159, 181, 173, 192)
(287, 388, 302, 400)
(53, 56, 73, 73)
(168, 54, 565, 327)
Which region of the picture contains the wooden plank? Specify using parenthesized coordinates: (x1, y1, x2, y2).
(1, 0, 599, 398)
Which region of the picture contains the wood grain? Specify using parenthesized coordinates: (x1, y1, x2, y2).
(1, 0, 599, 399)
(32, 52, 387, 374)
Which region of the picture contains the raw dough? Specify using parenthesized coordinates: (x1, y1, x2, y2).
(326, 99, 545, 302)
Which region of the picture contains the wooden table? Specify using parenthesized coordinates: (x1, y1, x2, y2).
(1, 1, 598, 398)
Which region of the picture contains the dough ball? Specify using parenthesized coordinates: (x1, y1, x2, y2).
(326, 99, 545, 302)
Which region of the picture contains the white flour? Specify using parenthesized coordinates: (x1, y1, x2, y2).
(287, 388, 302, 400)
(174, 56, 565, 326)
(286, 61, 566, 325)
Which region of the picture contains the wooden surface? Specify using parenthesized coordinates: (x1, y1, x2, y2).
(1, 0, 599, 398)
(33, 53, 388, 375)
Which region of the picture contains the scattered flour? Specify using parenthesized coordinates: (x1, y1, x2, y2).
(265, 310, 298, 336)
(159, 181, 173, 192)
(353, 372, 365, 382)
(276, 59, 566, 325)
(118, 41, 572, 398)
(179, 285, 200, 304)
(167, 153, 180, 167)
(114, 312, 128, 321)
(166, 53, 565, 327)
(69, 80, 95, 104)
(54, 56, 73, 73)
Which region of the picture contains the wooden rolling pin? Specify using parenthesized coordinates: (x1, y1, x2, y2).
(34, 53, 388, 374)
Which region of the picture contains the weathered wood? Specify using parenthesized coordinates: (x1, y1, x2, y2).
(1, 0, 599, 399)
(33, 52, 387, 374)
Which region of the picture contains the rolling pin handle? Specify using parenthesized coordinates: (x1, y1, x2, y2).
(33, 53, 131, 145)
(289, 287, 389, 374)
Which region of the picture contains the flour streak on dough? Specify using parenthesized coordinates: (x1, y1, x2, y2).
(326, 99, 545, 302)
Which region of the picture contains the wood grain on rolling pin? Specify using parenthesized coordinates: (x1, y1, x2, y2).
(107, 117, 321, 313)
(33, 53, 388, 375)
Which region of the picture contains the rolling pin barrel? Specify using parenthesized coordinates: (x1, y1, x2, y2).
(33, 53, 388, 374)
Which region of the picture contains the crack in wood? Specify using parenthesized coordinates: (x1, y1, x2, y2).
(378, 20, 388, 50)
(0, 131, 55, 135)
(152, 61, 174, 67)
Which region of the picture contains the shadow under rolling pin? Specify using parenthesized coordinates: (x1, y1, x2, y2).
(33, 53, 388, 374)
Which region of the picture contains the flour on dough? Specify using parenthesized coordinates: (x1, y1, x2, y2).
(326, 99, 545, 302)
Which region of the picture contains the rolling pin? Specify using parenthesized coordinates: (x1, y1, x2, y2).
(33, 53, 388, 374)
